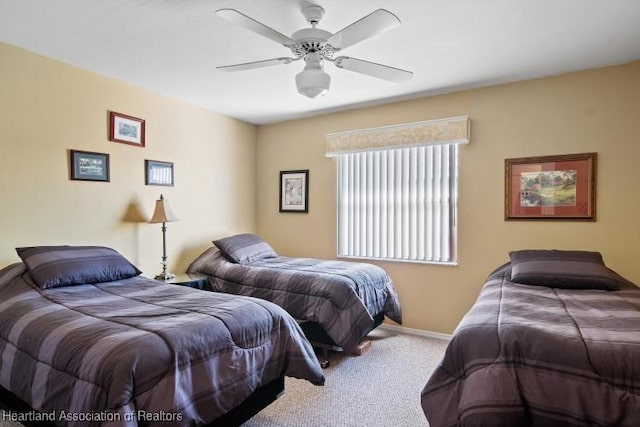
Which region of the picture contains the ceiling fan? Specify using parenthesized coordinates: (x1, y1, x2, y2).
(215, 5, 413, 98)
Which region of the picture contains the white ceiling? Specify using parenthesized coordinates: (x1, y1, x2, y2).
(1, 0, 639, 125)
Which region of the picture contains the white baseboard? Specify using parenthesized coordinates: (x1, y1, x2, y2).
(378, 323, 452, 341)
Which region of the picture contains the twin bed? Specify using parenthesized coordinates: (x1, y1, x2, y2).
(186, 233, 403, 366)
(421, 250, 640, 427)
(0, 245, 324, 426)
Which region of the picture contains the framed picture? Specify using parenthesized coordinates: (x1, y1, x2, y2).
(280, 169, 309, 213)
(109, 111, 145, 147)
(70, 150, 110, 182)
(505, 152, 596, 221)
(145, 160, 174, 186)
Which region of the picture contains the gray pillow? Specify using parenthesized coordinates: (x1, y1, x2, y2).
(16, 245, 141, 289)
(213, 234, 277, 264)
(509, 250, 619, 290)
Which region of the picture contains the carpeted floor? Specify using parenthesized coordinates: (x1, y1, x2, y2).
(0, 416, 21, 427)
(243, 327, 448, 427)
(0, 328, 448, 427)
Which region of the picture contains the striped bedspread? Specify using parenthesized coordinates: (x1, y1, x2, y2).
(421, 263, 640, 427)
(0, 263, 324, 427)
(187, 248, 402, 352)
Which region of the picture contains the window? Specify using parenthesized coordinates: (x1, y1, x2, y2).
(336, 143, 458, 264)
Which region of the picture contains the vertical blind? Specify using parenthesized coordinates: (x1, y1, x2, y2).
(337, 144, 458, 263)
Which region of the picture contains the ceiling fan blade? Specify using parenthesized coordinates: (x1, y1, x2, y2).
(216, 9, 298, 47)
(333, 56, 413, 83)
(327, 9, 400, 51)
(218, 57, 295, 72)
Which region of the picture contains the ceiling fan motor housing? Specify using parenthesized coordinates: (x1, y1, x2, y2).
(291, 28, 334, 58)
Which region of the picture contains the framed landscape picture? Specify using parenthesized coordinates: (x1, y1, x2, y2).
(70, 150, 110, 182)
(109, 111, 145, 147)
(279, 170, 309, 213)
(505, 152, 596, 221)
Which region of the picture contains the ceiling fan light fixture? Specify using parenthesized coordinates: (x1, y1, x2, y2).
(295, 53, 330, 98)
(296, 68, 331, 98)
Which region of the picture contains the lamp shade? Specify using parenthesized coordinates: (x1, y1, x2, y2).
(149, 194, 178, 223)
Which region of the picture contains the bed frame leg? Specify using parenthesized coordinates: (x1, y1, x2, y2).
(311, 339, 372, 368)
(319, 347, 330, 368)
(311, 342, 337, 368)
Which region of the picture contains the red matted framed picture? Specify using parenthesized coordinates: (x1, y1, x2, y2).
(504, 152, 597, 221)
(109, 111, 145, 147)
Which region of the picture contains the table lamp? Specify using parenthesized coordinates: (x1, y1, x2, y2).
(149, 194, 179, 280)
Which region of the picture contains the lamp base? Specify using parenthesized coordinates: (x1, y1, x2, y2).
(154, 272, 175, 281)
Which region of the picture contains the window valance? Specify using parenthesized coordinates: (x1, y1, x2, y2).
(325, 115, 470, 157)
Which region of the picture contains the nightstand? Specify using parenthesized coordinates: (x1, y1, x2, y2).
(160, 273, 210, 290)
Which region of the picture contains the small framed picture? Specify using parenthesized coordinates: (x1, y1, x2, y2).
(145, 160, 174, 186)
(70, 150, 110, 182)
(280, 170, 309, 213)
(109, 111, 145, 147)
(505, 152, 596, 221)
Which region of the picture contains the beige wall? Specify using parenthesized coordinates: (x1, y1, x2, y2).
(0, 42, 257, 274)
(3, 40, 639, 335)
(256, 61, 640, 334)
